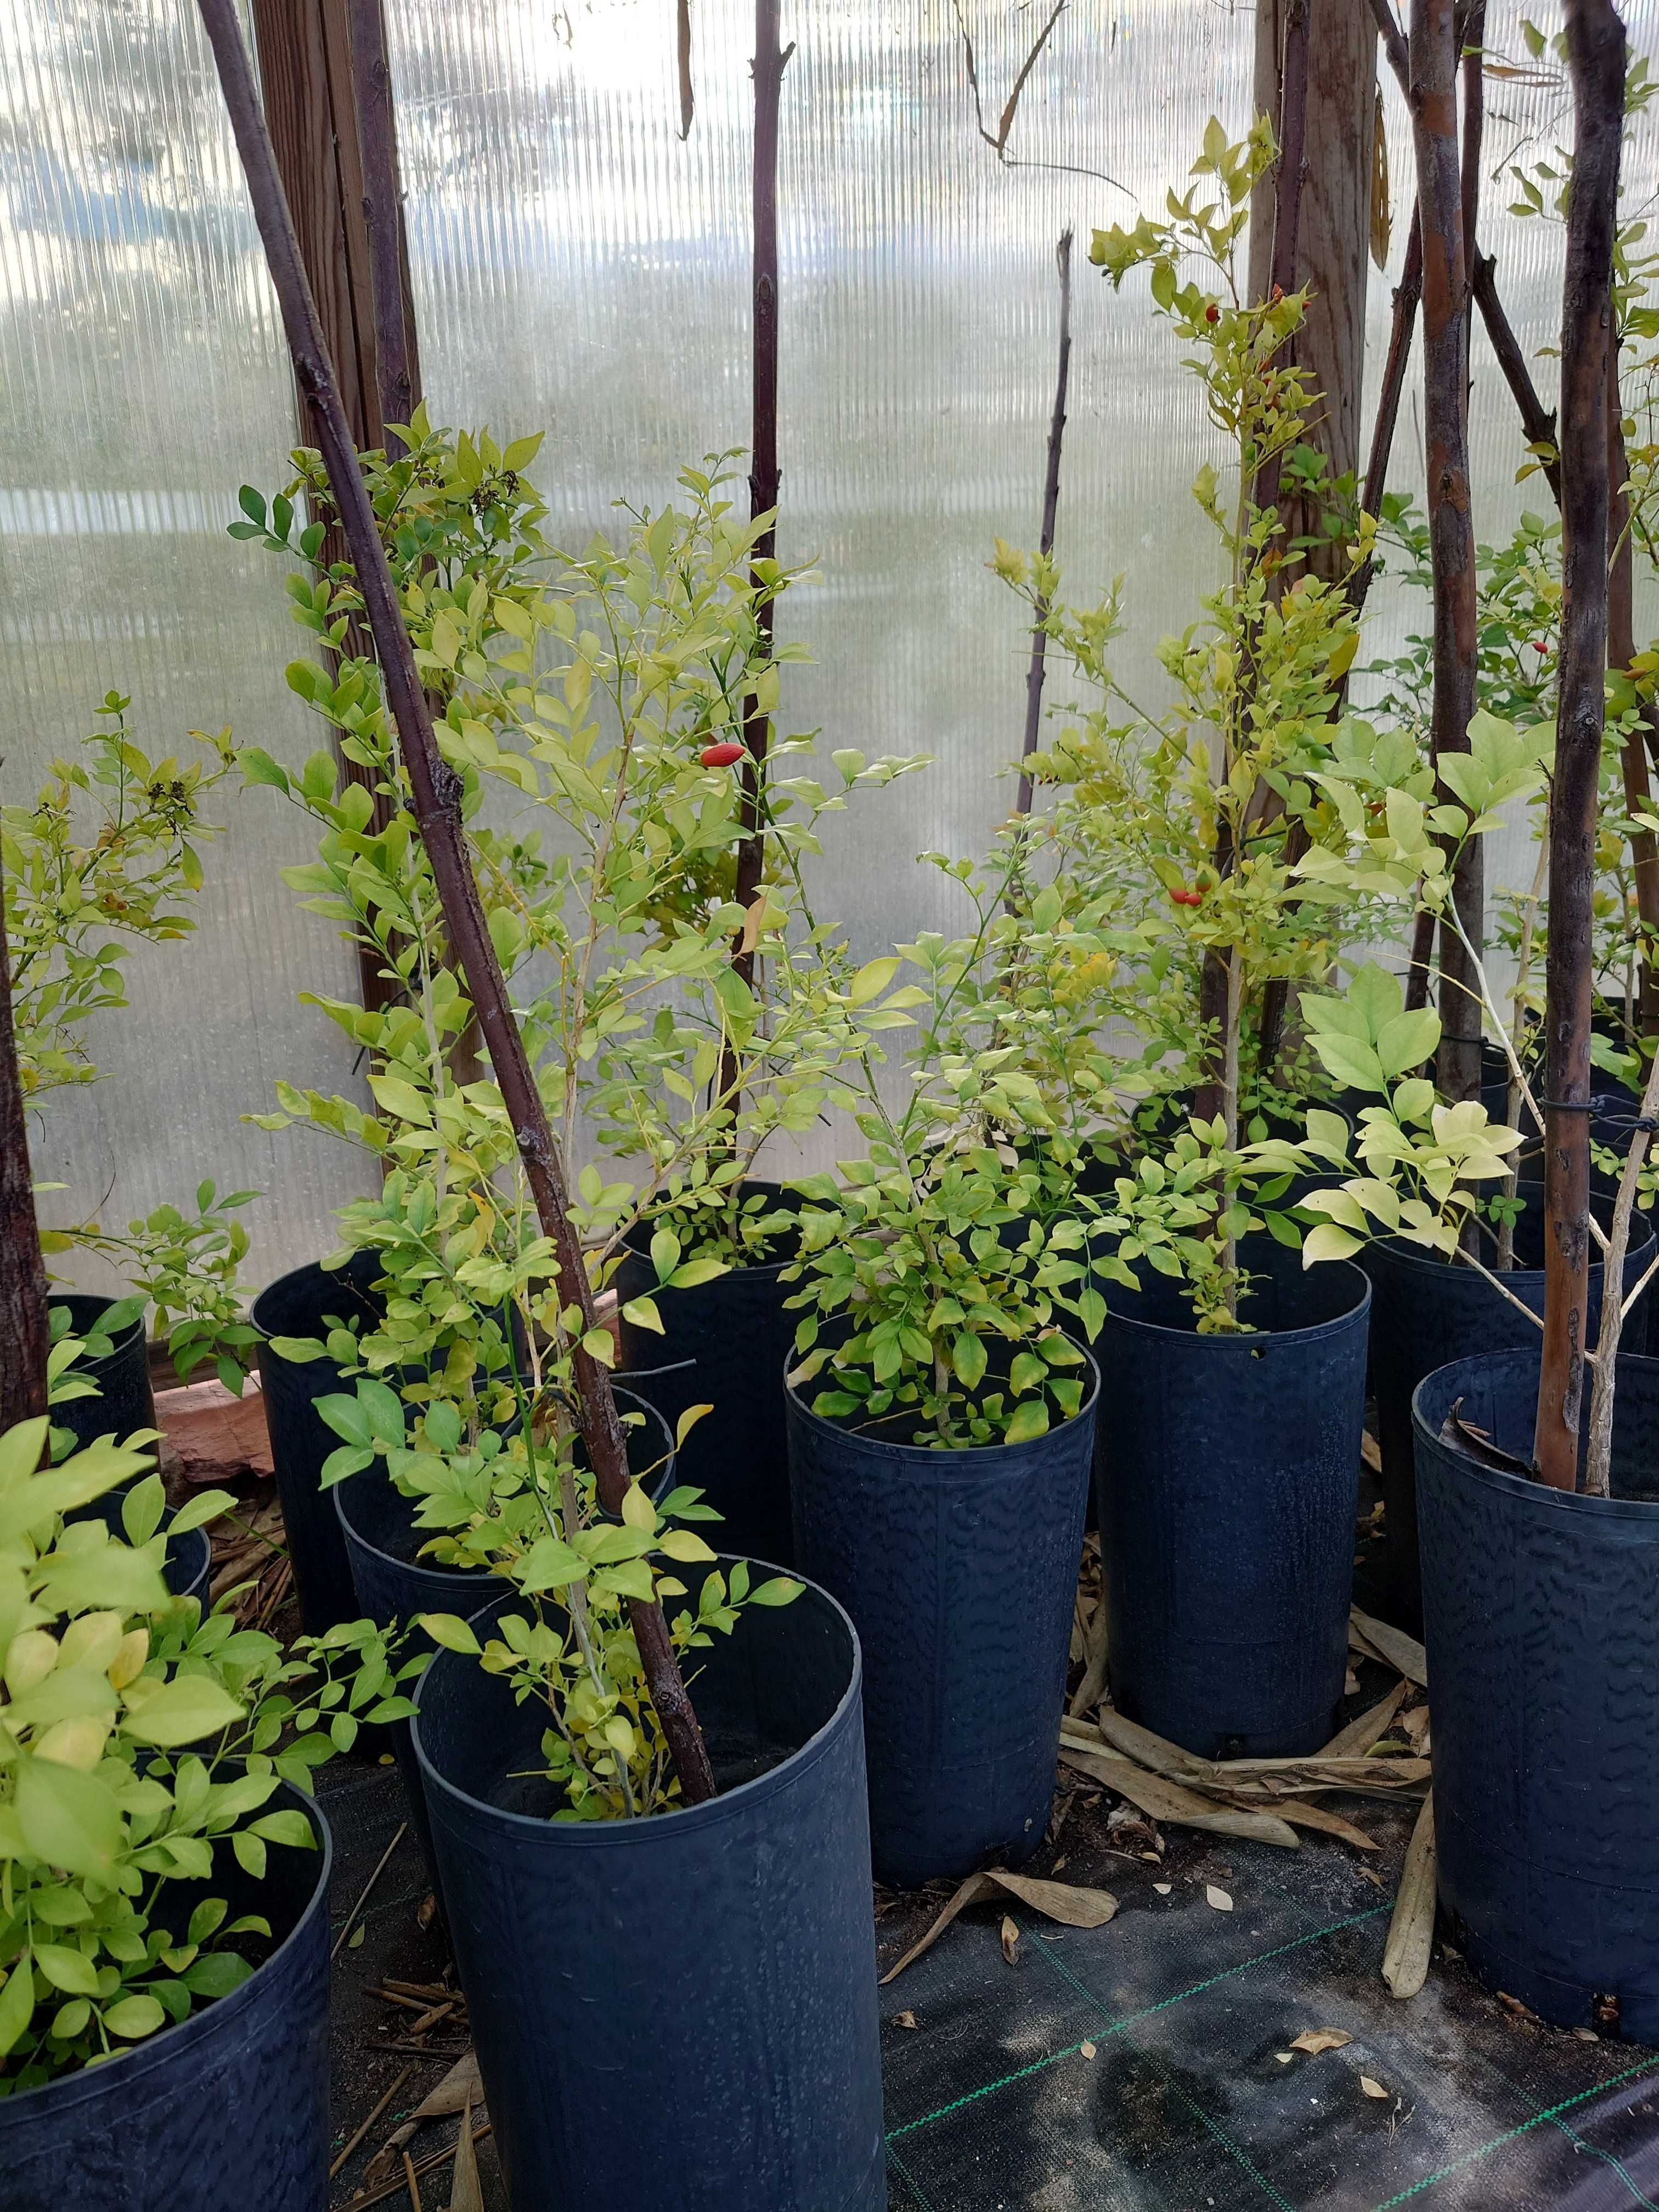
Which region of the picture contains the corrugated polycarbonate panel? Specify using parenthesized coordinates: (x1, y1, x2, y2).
(0, 0, 371, 1294)
(4, 0, 1658, 1262)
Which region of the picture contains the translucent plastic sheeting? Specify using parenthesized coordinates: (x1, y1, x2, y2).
(0, 0, 371, 1293)
(3, 0, 1658, 1284)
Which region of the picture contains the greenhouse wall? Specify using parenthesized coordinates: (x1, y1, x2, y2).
(2, 0, 1649, 1289)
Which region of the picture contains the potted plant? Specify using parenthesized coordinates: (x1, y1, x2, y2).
(998, 120, 1386, 1760)
(782, 830, 1106, 1884)
(237, 421, 919, 1606)
(197, 16, 889, 2197)
(1295, 3, 1659, 2034)
(0, 1414, 413, 2211)
(3, 698, 261, 1457)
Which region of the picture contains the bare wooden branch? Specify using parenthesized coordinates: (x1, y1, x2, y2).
(1368, 0, 1411, 92)
(1470, 247, 1565, 506)
(676, 0, 695, 139)
(0, 889, 48, 1431)
(1350, 207, 1424, 623)
(1536, 0, 1626, 1492)
(1017, 228, 1074, 812)
(196, 0, 716, 1801)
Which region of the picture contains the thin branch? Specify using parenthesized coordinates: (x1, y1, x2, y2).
(952, 0, 1068, 159)
(1349, 205, 1424, 616)
(195, 0, 717, 1804)
(1018, 227, 1074, 811)
(1369, 0, 1410, 94)
(1470, 246, 1565, 506)
(0, 885, 49, 1430)
(677, 0, 694, 139)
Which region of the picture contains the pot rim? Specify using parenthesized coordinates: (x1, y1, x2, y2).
(47, 1291, 145, 1370)
(1369, 1180, 1652, 1284)
(332, 1385, 676, 1589)
(0, 1778, 330, 2120)
(1096, 1261, 1370, 1348)
(619, 1177, 798, 1280)
(781, 1335, 1101, 1466)
(410, 1565, 863, 1847)
(1412, 1345, 1659, 1523)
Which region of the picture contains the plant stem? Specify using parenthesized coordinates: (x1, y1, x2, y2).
(0, 887, 49, 1431)
(1535, 0, 1626, 1492)
(1017, 227, 1074, 814)
(196, 0, 716, 1802)
(1498, 834, 1550, 1269)
(725, 0, 792, 1098)
(1348, 206, 1423, 618)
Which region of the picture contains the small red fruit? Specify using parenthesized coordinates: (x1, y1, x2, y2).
(699, 742, 745, 768)
(1170, 887, 1204, 907)
(1204, 302, 1220, 324)
(1532, 639, 1549, 653)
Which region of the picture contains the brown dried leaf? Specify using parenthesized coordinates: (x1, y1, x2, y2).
(1383, 1796, 1436, 2001)
(1360, 2075, 1390, 2100)
(1275, 1801, 1380, 1852)
(1060, 1747, 1300, 1850)
(1349, 1606, 1429, 1687)
(445, 2091, 484, 2212)
(1080, 2039, 1097, 2059)
(1000, 1915, 1020, 1963)
(893, 2010, 919, 2030)
(1205, 1885, 1233, 1912)
(1153, 1882, 1172, 1895)
(1319, 1683, 1407, 1761)
(879, 1867, 1118, 1985)
(1361, 1429, 1383, 1474)
(1290, 2028, 1353, 2055)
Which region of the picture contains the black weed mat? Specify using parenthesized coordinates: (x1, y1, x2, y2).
(318, 1744, 1659, 2212)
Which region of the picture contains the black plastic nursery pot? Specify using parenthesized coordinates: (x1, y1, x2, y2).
(1092, 1237, 1370, 1760)
(0, 1781, 331, 2212)
(1364, 1182, 1654, 1627)
(336, 1388, 674, 1895)
(612, 1181, 799, 1567)
(411, 1571, 885, 2212)
(252, 1254, 386, 1635)
(49, 1291, 156, 1455)
(1414, 1346, 1659, 2038)
(785, 1348, 1099, 1889)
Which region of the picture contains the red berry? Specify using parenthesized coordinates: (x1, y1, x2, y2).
(699, 742, 745, 768)
(1170, 887, 1204, 908)
(1205, 302, 1220, 324)
(1532, 639, 1549, 653)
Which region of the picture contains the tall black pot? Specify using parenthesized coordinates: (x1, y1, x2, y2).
(252, 1255, 386, 1635)
(1479, 1049, 1638, 1200)
(1414, 1346, 1659, 2037)
(612, 1182, 798, 1566)
(336, 1389, 674, 1896)
(0, 1781, 331, 2211)
(49, 1292, 156, 1454)
(1364, 1182, 1654, 1627)
(411, 1572, 885, 2211)
(785, 1350, 1098, 1887)
(1093, 1237, 1370, 1758)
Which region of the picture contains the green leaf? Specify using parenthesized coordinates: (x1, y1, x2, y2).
(0, 1957, 35, 2060)
(849, 956, 901, 1006)
(120, 1675, 245, 1748)
(748, 1576, 804, 1607)
(102, 1993, 167, 2040)
(32, 1943, 100, 1996)
(248, 1808, 315, 1848)
(951, 1330, 988, 1391)
(1375, 1007, 1440, 1081)
(418, 1612, 481, 1655)
(1004, 1398, 1051, 1444)
(14, 1754, 122, 1882)
(1302, 1222, 1364, 1263)
(181, 1952, 254, 1998)
(315, 1392, 374, 1449)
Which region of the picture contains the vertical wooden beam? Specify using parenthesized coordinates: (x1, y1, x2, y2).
(1249, 0, 1378, 586)
(249, 0, 420, 1011)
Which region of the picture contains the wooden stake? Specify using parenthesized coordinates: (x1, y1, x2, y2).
(1536, 0, 1626, 1491)
(1017, 228, 1074, 812)
(195, 0, 716, 1802)
(347, 0, 421, 455)
(0, 890, 49, 1431)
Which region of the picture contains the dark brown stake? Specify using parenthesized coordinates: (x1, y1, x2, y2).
(1350, 206, 1424, 627)
(1534, 0, 1626, 1491)
(676, 0, 695, 139)
(1017, 228, 1074, 813)
(1402, 0, 1483, 1107)
(196, 0, 716, 1801)
(0, 889, 49, 1431)
(347, 0, 421, 454)
(729, 0, 793, 1006)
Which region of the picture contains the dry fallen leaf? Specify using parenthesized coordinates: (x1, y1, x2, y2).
(1205, 1885, 1233, 1912)
(893, 2011, 919, 2030)
(1572, 2027, 1600, 2042)
(1153, 1882, 1172, 1895)
(1275, 2051, 1294, 2064)
(1383, 1796, 1436, 2001)
(1080, 2039, 1097, 2059)
(1052, 1856, 1068, 1875)
(445, 2090, 485, 2212)
(880, 1867, 1118, 1984)
(1290, 2029, 1353, 2055)
(1359, 2075, 1390, 2100)
(1000, 1915, 1020, 1964)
